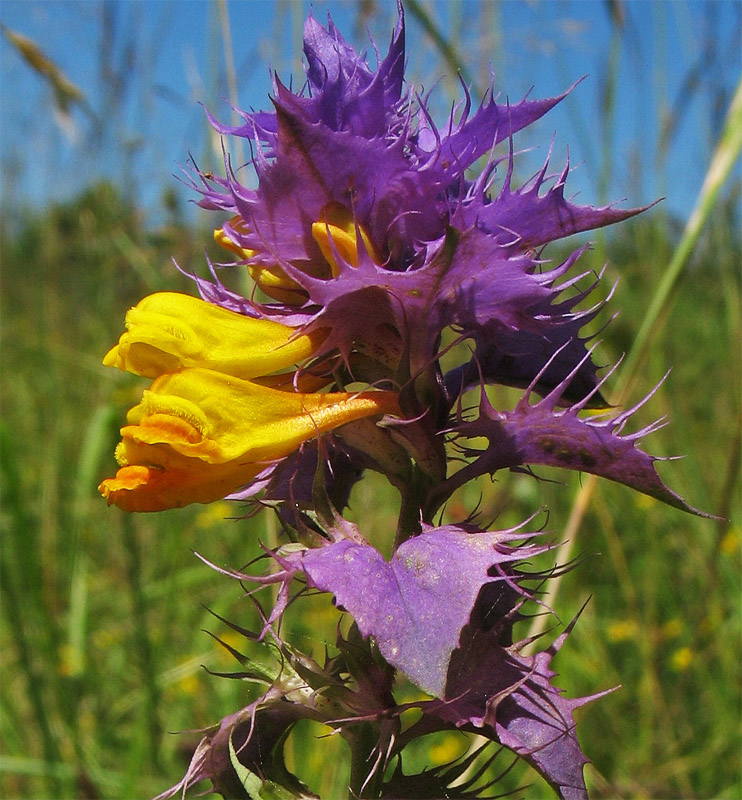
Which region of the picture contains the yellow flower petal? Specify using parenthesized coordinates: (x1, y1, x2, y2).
(99, 368, 400, 511)
(311, 203, 382, 277)
(123, 368, 400, 463)
(213, 215, 255, 260)
(247, 263, 308, 304)
(103, 292, 325, 380)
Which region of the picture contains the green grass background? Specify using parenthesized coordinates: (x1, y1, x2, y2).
(1, 2, 740, 798)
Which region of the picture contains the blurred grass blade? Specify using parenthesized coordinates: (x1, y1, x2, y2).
(0, 755, 76, 781)
(406, 0, 481, 96)
(1, 24, 85, 110)
(526, 76, 742, 644)
(0, 754, 124, 793)
(216, 0, 244, 169)
(111, 231, 166, 292)
(618, 76, 742, 399)
(0, 423, 64, 796)
(597, 7, 622, 206)
(72, 404, 119, 521)
(1, 23, 92, 140)
(65, 405, 119, 678)
(64, 556, 89, 679)
(121, 514, 163, 771)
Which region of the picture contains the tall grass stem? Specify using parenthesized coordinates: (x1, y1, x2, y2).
(217, 0, 244, 169)
(406, 0, 481, 97)
(526, 76, 742, 644)
(121, 514, 163, 772)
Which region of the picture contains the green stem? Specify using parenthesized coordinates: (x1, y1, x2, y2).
(393, 466, 427, 549)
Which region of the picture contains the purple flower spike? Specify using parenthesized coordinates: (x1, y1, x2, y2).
(299, 523, 550, 697)
(103, 5, 713, 798)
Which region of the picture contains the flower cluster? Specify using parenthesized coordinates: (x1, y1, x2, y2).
(100, 6, 705, 799)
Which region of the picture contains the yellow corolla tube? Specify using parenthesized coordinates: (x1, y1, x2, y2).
(213, 215, 255, 260)
(103, 292, 326, 380)
(311, 203, 382, 277)
(99, 369, 400, 512)
(214, 215, 309, 304)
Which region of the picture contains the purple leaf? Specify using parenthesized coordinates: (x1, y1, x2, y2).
(154, 692, 314, 800)
(227, 438, 364, 525)
(439, 85, 572, 174)
(442, 251, 611, 407)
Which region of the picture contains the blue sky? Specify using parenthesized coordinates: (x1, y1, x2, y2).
(1, 0, 739, 227)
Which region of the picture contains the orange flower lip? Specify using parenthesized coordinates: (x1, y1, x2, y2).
(99, 461, 266, 513)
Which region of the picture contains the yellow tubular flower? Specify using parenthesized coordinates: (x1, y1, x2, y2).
(311, 203, 382, 277)
(99, 293, 400, 512)
(100, 369, 400, 512)
(103, 292, 326, 380)
(215, 207, 381, 303)
(246, 253, 337, 304)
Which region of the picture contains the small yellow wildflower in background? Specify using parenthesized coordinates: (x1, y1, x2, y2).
(670, 646, 694, 672)
(214, 630, 245, 666)
(58, 643, 84, 678)
(720, 525, 740, 556)
(634, 493, 657, 512)
(429, 733, 467, 765)
(607, 618, 639, 643)
(195, 501, 233, 529)
(176, 672, 201, 697)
